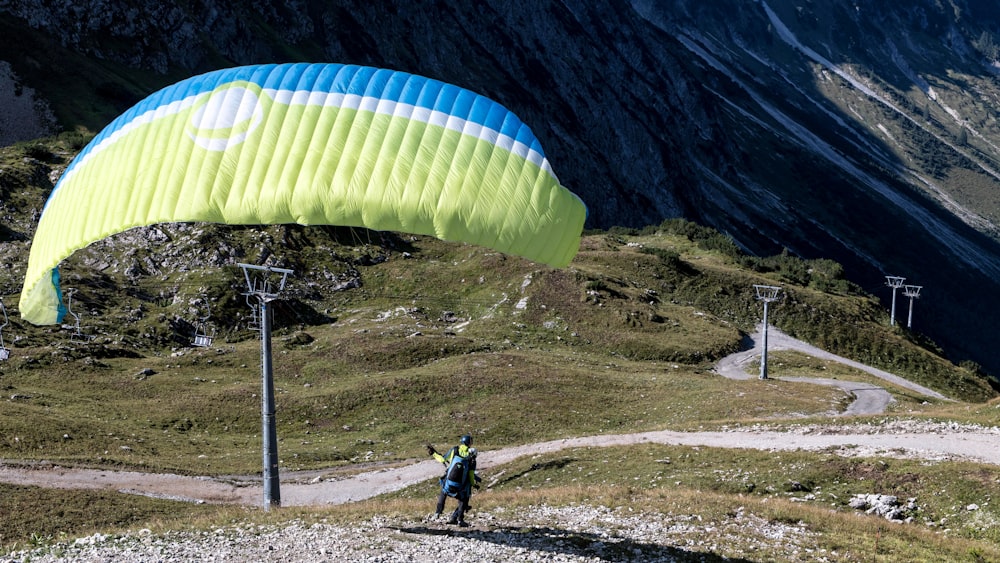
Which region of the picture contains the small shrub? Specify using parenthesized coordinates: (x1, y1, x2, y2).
(585, 279, 609, 292)
(22, 142, 53, 162)
(638, 246, 682, 268)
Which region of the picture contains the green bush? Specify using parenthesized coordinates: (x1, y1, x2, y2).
(638, 246, 683, 269)
(657, 218, 742, 257)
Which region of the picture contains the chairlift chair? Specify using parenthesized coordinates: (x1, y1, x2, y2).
(192, 327, 215, 347)
(63, 289, 94, 343)
(246, 294, 261, 332)
(191, 301, 215, 347)
(0, 300, 10, 360)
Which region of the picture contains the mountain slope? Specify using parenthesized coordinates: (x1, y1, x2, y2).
(1, 136, 992, 402)
(2, 0, 1000, 377)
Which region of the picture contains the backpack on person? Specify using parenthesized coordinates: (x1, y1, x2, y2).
(441, 452, 469, 497)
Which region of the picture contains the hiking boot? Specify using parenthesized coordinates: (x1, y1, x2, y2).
(457, 521, 470, 527)
(446, 517, 458, 525)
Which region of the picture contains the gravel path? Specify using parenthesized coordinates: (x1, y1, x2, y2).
(3, 420, 997, 511)
(712, 324, 949, 414)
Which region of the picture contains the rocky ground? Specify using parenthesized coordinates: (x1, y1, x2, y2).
(3, 504, 825, 562)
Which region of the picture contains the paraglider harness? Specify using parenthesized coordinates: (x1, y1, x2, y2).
(441, 448, 473, 498)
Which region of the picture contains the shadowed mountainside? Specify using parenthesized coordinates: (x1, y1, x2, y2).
(3, 0, 1000, 376)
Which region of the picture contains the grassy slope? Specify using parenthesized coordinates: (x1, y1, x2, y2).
(0, 139, 998, 558)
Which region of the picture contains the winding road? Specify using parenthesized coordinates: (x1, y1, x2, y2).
(712, 324, 949, 415)
(0, 326, 992, 507)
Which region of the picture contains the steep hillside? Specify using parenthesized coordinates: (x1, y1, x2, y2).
(0, 139, 993, 406)
(3, 1, 1000, 375)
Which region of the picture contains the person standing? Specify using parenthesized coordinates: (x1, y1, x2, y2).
(427, 434, 481, 526)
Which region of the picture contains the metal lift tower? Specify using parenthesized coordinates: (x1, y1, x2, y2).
(885, 276, 905, 326)
(239, 263, 294, 511)
(753, 285, 782, 380)
(902, 284, 922, 329)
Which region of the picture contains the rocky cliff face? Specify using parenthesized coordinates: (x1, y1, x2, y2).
(3, 0, 1000, 377)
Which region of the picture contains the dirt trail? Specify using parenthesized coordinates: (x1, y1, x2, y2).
(0, 326, 988, 507)
(713, 324, 949, 415)
(4, 423, 998, 508)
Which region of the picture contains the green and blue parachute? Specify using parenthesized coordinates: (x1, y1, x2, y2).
(19, 63, 587, 325)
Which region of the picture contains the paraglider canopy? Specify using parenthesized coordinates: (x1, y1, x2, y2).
(19, 63, 587, 325)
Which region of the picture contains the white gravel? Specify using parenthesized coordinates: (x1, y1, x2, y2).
(2, 504, 825, 562)
(729, 418, 1000, 436)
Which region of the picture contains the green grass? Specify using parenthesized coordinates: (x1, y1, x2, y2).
(0, 333, 851, 475)
(0, 484, 222, 552)
(1, 140, 998, 558)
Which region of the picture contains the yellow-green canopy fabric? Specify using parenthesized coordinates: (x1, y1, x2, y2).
(20, 63, 587, 325)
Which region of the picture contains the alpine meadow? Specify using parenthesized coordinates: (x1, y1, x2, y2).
(2, 1, 1000, 561)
